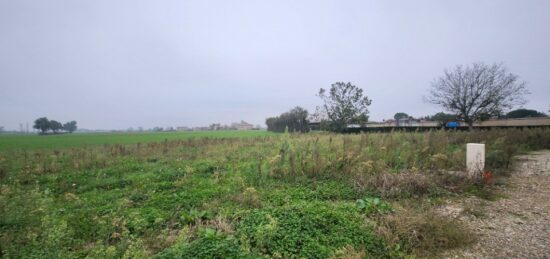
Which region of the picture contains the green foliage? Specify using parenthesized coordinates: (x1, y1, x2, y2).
(32, 118, 77, 134)
(356, 197, 393, 215)
(506, 108, 547, 118)
(317, 82, 372, 132)
(266, 106, 310, 133)
(486, 144, 511, 169)
(49, 120, 63, 133)
(0, 130, 276, 151)
(179, 209, 210, 225)
(33, 117, 51, 134)
(393, 112, 409, 120)
(199, 227, 224, 240)
(237, 202, 387, 258)
(63, 120, 78, 133)
(156, 229, 246, 259)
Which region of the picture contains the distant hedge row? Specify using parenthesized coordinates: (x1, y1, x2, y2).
(33, 117, 77, 134)
(265, 106, 310, 133)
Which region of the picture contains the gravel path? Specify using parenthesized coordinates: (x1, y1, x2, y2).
(443, 150, 550, 258)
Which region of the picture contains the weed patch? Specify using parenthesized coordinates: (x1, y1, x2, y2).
(377, 205, 475, 257)
(236, 201, 388, 258)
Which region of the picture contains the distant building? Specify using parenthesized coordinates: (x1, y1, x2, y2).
(396, 117, 418, 127)
(231, 120, 254, 130)
(176, 126, 191, 131)
(209, 123, 222, 131)
(192, 126, 209, 131)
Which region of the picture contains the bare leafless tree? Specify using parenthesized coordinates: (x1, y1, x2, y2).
(426, 62, 528, 129)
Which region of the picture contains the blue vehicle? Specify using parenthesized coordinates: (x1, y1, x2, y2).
(446, 121, 459, 129)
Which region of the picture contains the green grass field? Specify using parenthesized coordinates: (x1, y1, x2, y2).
(1, 129, 549, 258)
(0, 130, 276, 151)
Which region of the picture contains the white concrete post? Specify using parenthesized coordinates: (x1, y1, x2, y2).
(466, 143, 485, 178)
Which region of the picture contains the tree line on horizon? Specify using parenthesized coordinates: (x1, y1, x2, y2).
(266, 62, 546, 133)
(265, 107, 310, 133)
(33, 117, 77, 134)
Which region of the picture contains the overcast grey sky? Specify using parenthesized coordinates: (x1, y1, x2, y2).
(1, 0, 549, 130)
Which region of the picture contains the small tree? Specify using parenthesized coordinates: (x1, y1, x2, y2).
(393, 112, 409, 120)
(426, 63, 528, 129)
(63, 121, 78, 133)
(316, 82, 372, 132)
(50, 120, 63, 133)
(33, 117, 51, 134)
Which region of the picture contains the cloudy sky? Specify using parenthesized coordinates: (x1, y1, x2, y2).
(1, 0, 549, 130)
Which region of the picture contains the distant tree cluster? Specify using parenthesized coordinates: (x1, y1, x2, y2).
(393, 112, 410, 120)
(505, 108, 547, 119)
(33, 117, 77, 134)
(420, 108, 547, 127)
(266, 107, 310, 133)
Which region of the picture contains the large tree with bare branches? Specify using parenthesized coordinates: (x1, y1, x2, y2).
(426, 63, 528, 129)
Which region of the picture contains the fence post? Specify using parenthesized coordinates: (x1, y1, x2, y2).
(466, 143, 485, 179)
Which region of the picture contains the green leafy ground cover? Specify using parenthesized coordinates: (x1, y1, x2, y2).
(1, 129, 549, 258)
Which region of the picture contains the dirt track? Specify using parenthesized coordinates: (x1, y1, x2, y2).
(443, 150, 550, 258)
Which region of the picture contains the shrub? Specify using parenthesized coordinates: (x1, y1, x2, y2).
(377, 207, 475, 256)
